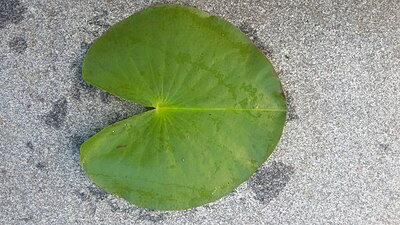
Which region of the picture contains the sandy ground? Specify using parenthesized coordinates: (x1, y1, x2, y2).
(1, 0, 399, 224)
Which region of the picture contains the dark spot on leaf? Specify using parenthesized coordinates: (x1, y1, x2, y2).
(137, 209, 166, 222)
(35, 162, 46, 169)
(87, 185, 109, 201)
(285, 92, 299, 121)
(284, 55, 290, 59)
(0, 0, 26, 28)
(26, 141, 34, 150)
(43, 98, 68, 129)
(249, 161, 295, 204)
(8, 36, 27, 54)
(116, 144, 127, 149)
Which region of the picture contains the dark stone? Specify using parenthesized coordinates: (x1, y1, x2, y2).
(137, 209, 166, 222)
(249, 161, 295, 204)
(99, 91, 112, 103)
(26, 141, 34, 150)
(239, 22, 273, 58)
(8, 36, 27, 53)
(0, 0, 26, 28)
(88, 10, 110, 29)
(106, 112, 122, 125)
(20, 215, 33, 222)
(108, 201, 120, 212)
(43, 98, 68, 129)
(74, 190, 90, 202)
(80, 10, 111, 37)
(285, 92, 300, 121)
(69, 134, 85, 154)
(80, 41, 90, 50)
(70, 42, 96, 100)
(35, 162, 46, 169)
(378, 142, 397, 157)
(239, 22, 257, 38)
(105, 200, 134, 213)
(379, 143, 390, 151)
(87, 185, 109, 201)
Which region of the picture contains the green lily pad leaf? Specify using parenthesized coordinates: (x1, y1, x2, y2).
(81, 4, 286, 210)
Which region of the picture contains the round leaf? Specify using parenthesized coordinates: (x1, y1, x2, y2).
(81, 4, 286, 210)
